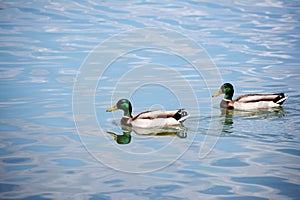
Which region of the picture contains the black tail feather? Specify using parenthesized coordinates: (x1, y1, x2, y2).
(273, 93, 287, 105)
(173, 109, 189, 121)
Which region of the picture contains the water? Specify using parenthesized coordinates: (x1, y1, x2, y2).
(1, 0, 300, 199)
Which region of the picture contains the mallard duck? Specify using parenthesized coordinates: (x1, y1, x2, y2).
(106, 99, 189, 128)
(212, 83, 288, 110)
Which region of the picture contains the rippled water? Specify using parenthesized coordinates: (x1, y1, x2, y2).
(1, 0, 300, 199)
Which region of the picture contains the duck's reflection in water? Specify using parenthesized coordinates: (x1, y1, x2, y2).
(107, 125, 187, 145)
(107, 131, 132, 144)
(219, 107, 286, 135)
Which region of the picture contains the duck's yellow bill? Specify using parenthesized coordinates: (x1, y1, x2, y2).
(212, 89, 222, 97)
(106, 105, 118, 112)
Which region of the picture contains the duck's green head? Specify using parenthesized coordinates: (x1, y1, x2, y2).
(106, 99, 133, 117)
(212, 83, 234, 100)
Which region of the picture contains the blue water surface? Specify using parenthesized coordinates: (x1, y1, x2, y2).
(1, 0, 300, 199)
